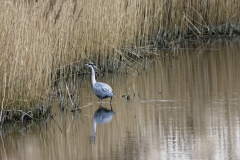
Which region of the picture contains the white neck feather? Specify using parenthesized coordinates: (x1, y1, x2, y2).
(90, 66, 96, 86)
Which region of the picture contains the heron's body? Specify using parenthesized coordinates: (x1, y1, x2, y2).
(86, 62, 114, 104)
(94, 107, 114, 124)
(93, 82, 114, 100)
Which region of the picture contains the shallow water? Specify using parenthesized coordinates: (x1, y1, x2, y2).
(1, 38, 240, 160)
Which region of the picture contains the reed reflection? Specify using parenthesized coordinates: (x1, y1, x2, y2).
(91, 105, 115, 144)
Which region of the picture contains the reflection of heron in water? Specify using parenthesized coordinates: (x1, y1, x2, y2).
(85, 62, 114, 105)
(91, 105, 115, 143)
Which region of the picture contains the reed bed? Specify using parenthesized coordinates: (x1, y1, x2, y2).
(0, 0, 240, 123)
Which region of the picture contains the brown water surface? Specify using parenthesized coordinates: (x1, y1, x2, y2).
(1, 38, 240, 160)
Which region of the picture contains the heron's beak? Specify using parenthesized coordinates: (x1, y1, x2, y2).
(85, 64, 89, 66)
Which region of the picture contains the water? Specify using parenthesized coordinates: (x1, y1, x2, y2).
(1, 38, 240, 160)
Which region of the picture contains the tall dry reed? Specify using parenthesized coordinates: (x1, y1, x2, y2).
(0, 0, 239, 116)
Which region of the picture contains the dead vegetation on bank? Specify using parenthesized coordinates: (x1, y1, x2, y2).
(0, 0, 240, 124)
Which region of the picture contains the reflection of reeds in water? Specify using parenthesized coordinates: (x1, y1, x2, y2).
(111, 41, 240, 159)
(0, 0, 240, 113)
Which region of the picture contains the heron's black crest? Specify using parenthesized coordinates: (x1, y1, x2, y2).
(88, 62, 95, 67)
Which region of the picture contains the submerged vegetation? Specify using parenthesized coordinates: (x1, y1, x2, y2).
(0, 0, 240, 124)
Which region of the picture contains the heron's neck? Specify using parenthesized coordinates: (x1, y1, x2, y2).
(90, 120, 97, 143)
(90, 67, 96, 86)
(92, 120, 97, 137)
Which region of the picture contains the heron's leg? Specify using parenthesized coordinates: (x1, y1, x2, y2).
(99, 99, 102, 108)
(110, 97, 113, 110)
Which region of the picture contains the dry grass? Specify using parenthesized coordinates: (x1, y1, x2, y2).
(0, 0, 239, 121)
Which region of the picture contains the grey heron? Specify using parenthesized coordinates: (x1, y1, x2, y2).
(85, 62, 114, 105)
(90, 105, 115, 143)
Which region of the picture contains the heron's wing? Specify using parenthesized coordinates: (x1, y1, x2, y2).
(93, 82, 113, 96)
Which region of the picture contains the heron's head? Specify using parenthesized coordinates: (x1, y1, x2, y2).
(85, 62, 95, 68)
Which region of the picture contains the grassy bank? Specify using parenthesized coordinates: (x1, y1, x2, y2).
(0, 0, 240, 124)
